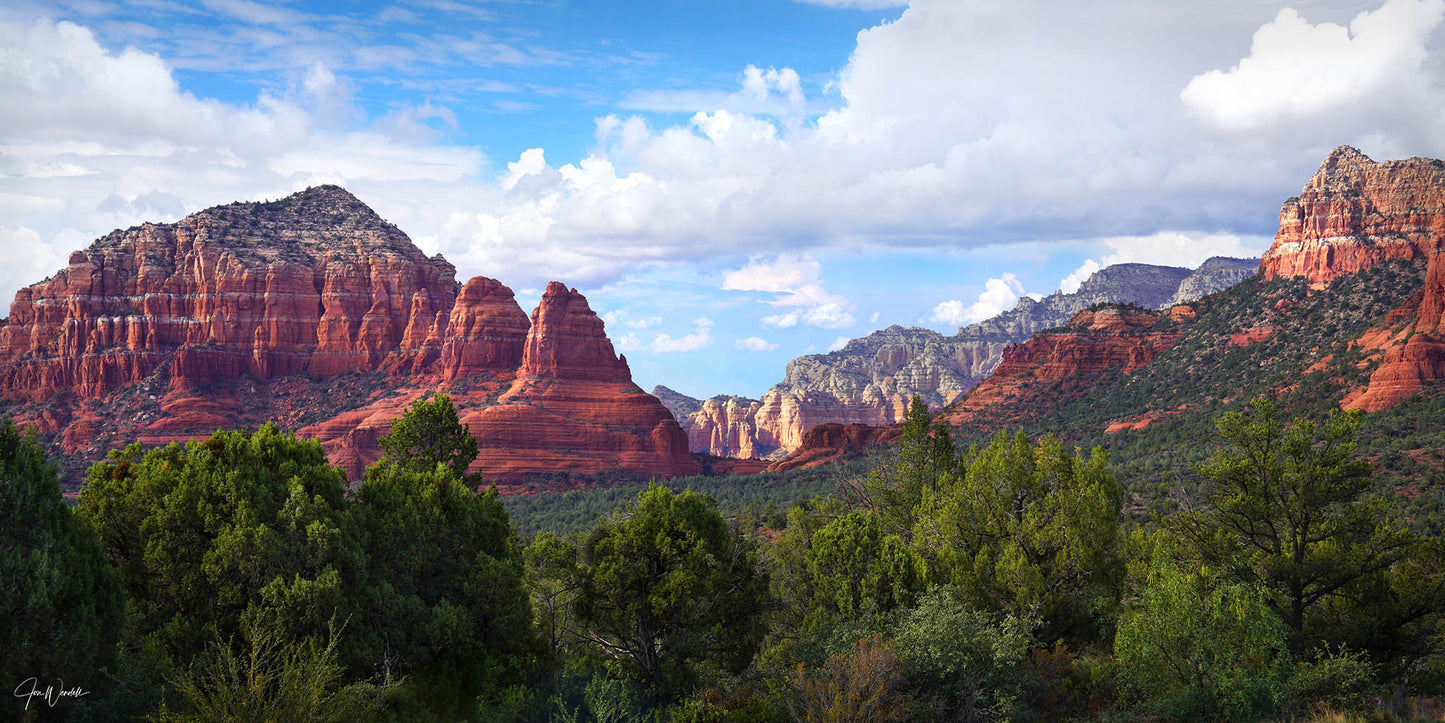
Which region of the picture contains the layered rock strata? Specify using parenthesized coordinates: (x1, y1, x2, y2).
(937, 306, 1180, 426)
(0, 188, 697, 483)
(1260, 146, 1445, 411)
(1261, 146, 1445, 283)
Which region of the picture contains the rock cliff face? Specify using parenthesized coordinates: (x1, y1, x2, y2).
(937, 306, 1180, 426)
(1260, 146, 1445, 283)
(1165, 257, 1257, 307)
(1343, 253, 1445, 411)
(1259, 146, 1445, 411)
(687, 261, 1247, 459)
(0, 187, 697, 484)
(0, 186, 458, 400)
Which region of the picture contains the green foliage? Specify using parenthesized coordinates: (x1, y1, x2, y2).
(807, 510, 923, 621)
(376, 393, 478, 480)
(153, 619, 396, 723)
(350, 462, 532, 673)
(0, 418, 124, 693)
(1173, 400, 1429, 658)
(887, 589, 1035, 722)
(349, 399, 532, 718)
(915, 432, 1126, 643)
(76, 423, 356, 668)
(569, 484, 770, 694)
(1116, 560, 1292, 721)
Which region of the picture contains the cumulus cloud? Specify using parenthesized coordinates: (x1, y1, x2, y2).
(761, 303, 856, 330)
(928, 273, 1028, 328)
(827, 335, 851, 352)
(735, 336, 778, 351)
(1182, 0, 1445, 130)
(725, 253, 856, 329)
(8, 0, 1445, 313)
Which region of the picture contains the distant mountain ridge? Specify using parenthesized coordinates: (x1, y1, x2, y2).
(670, 257, 1257, 459)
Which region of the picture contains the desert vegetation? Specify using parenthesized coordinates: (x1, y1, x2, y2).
(7, 391, 1445, 722)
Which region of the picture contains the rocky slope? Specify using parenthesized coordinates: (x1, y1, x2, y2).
(1255, 146, 1445, 412)
(767, 147, 1445, 479)
(680, 260, 1250, 459)
(652, 387, 769, 459)
(936, 305, 1185, 426)
(0, 187, 698, 484)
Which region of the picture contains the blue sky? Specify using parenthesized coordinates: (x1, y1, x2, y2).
(3, 0, 1443, 398)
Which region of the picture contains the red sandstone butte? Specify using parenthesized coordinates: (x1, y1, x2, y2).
(766, 422, 902, 473)
(0, 186, 696, 483)
(1258, 146, 1445, 411)
(1260, 146, 1445, 284)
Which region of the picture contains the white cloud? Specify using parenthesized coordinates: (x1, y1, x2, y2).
(647, 325, 713, 353)
(601, 308, 662, 330)
(501, 147, 546, 191)
(722, 253, 846, 306)
(736, 336, 778, 352)
(8, 0, 1445, 316)
(761, 311, 798, 328)
(928, 273, 1027, 327)
(827, 335, 850, 352)
(1059, 259, 1101, 295)
(725, 253, 855, 329)
(1182, 0, 1445, 130)
(617, 318, 714, 353)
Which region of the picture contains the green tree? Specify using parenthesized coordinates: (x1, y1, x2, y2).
(1, 419, 124, 694)
(1116, 558, 1292, 721)
(76, 424, 355, 669)
(919, 432, 1125, 643)
(865, 395, 957, 530)
(807, 509, 923, 622)
(349, 408, 532, 715)
(1173, 400, 1423, 653)
(570, 484, 770, 694)
(376, 394, 478, 480)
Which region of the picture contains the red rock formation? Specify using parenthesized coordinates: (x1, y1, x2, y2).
(438, 276, 529, 381)
(0, 187, 699, 484)
(0, 186, 459, 400)
(1260, 146, 1445, 283)
(938, 307, 1179, 425)
(1344, 252, 1445, 411)
(767, 422, 901, 472)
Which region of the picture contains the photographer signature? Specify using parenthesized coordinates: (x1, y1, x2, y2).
(13, 677, 89, 710)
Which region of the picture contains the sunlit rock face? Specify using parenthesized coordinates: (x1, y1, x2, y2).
(0, 187, 698, 483)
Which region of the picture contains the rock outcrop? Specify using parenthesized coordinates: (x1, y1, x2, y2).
(1343, 253, 1445, 411)
(937, 305, 1181, 425)
(1165, 257, 1257, 307)
(1259, 146, 1445, 411)
(1260, 146, 1445, 283)
(0, 187, 697, 484)
(0, 186, 458, 400)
